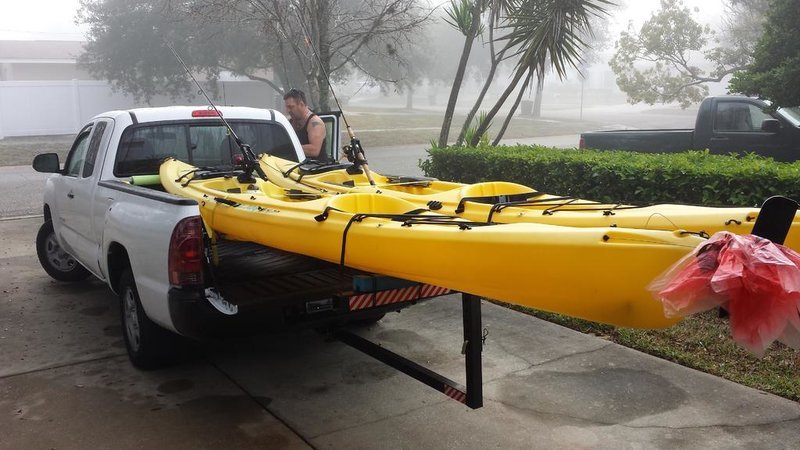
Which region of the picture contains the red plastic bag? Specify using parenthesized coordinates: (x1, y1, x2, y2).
(649, 232, 800, 355)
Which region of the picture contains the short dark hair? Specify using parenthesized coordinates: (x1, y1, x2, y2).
(283, 88, 306, 104)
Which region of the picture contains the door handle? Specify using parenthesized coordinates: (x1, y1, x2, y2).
(67, 191, 75, 199)
(710, 137, 729, 142)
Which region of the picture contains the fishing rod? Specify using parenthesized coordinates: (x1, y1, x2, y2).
(288, 2, 376, 186)
(164, 41, 267, 184)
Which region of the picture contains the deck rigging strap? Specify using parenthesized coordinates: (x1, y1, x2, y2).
(281, 161, 305, 178)
(336, 212, 495, 271)
(261, 157, 328, 193)
(175, 168, 201, 186)
(485, 197, 652, 222)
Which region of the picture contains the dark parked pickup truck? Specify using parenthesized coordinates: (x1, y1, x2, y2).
(579, 96, 800, 161)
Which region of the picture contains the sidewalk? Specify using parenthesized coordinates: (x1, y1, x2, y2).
(2, 216, 799, 448)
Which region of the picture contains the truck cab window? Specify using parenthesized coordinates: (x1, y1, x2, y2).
(230, 122, 296, 162)
(190, 125, 231, 167)
(115, 125, 188, 176)
(748, 105, 773, 131)
(115, 121, 299, 177)
(715, 102, 772, 132)
(82, 121, 108, 178)
(188, 123, 298, 167)
(321, 117, 336, 161)
(64, 127, 93, 177)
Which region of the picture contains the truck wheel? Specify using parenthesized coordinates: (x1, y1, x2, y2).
(36, 221, 91, 282)
(119, 269, 184, 370)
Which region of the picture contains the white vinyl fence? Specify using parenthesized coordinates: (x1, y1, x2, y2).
(0, 80, 279, 138)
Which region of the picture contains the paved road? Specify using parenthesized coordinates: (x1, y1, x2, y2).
(2, 143, 435, 219)
(0, 165, 50, 218)
(0, 103, 696, 220)
(10, 103, 798, 448)
(0, 135, 582, 220)
(2, 216, 800, 448)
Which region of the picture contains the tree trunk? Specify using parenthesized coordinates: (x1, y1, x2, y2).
(406, 84, 414, 110)
(277, 42, 292, 93)
(532, 72, 544, 118)
(315, 0, 331, 111)
(492, 74, 532, 145)
(437, 1, 483, 148)
(469, 66, 529, 147)
(455, 23, 506, 146)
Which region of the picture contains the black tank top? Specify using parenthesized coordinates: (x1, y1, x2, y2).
(296, 113, 328, 162)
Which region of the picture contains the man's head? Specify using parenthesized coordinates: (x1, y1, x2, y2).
(283, 89, 309, 121)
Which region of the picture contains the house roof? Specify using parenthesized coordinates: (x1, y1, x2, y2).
(0, 40, 85, 63)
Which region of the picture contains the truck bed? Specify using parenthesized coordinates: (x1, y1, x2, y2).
(582, 129, 694, 153)
(107, 182, 440, 336)
(181, 239, 417, 335)
(214, 239, 358, 308)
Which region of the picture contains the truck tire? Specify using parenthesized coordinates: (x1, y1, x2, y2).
(36, 221, 91, 282)
(119, 269, 185, 370)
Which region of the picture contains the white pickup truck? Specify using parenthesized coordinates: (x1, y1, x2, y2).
(33, 106, 443, 369)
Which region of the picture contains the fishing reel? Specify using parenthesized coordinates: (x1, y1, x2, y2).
(342, 137, 367, 175)
(234, 143, 265, 183)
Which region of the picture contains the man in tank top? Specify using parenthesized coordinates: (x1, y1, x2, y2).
(283, 89, 328, 162)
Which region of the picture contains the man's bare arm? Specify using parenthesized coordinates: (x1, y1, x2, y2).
(302, 117, 326, 158)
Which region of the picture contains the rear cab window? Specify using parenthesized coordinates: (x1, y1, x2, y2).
(114, 120, 296, 177)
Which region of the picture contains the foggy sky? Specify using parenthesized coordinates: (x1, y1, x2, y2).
(2, 0, 726, 41)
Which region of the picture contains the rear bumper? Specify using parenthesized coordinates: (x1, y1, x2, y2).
(167, 286, 415, 340)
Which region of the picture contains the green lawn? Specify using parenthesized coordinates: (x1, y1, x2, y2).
(0, 108, 595, 166)
(343, 107, 593, 148)
(0, 135, 75, 167)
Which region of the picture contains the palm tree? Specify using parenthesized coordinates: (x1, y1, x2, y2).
(468, 0, 612, 146)
(492, 68, 532, 145)
(436, 0, 488, 148)
(455, 0, 513, 146)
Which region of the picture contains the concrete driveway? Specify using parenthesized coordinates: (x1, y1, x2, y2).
(2, 215, 800, 449)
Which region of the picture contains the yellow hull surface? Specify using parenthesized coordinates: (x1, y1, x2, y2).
(162, 159, 705, 329)
(258, 155, 800, 251)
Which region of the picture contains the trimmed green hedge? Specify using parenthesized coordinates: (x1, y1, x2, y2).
(419, 145, 800, 206)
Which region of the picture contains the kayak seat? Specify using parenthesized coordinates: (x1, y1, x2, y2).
(751, 196, 799, 245)
(458, 182, 535, 200)
(311, 169, 372, 186)
(324, 193, 419, 215)
(454, 182, 539, 213)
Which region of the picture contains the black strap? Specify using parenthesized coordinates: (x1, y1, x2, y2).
(336, 213, 495, 271)
(455, 191, 540, 214)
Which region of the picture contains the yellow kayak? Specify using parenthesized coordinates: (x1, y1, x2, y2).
(258, 154, 800, 250)
(161, 158, 704, 329)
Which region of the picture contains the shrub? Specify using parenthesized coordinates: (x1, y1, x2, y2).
(419, 145, 800, 206)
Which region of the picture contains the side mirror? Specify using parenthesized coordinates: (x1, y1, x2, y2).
(32, 153, 61, 173)
(761, 118, 781, 133)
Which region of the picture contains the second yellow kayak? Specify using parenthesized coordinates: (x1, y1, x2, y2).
(257, 154, 800, 250)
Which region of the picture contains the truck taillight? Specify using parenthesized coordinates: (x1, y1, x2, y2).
(578, 137, 585, 149)
(169, 216, 205, 286)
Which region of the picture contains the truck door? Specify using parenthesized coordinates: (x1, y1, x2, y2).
(317, 111, 342, 161)
(56, 119, 113, 276)
(708, 99, 789, 159)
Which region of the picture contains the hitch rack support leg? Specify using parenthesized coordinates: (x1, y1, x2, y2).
(334, 293, 483, 409)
